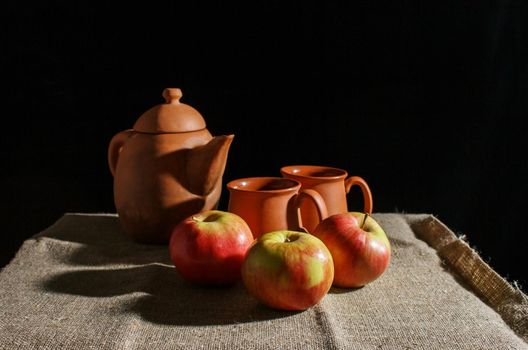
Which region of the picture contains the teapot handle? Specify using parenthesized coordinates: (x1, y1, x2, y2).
(108, 129, 134, 177)
(293, 189, 328, 233)
(345, 176, 373, 214)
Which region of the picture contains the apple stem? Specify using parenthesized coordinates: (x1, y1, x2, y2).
(361, 213, 369, 229)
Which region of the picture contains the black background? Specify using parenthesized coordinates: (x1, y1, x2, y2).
(4, 2, 527, 287)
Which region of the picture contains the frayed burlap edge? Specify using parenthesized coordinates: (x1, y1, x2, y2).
(407, 214, 528, 343)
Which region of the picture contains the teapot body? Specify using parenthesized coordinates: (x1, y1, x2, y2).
(111, 129, 222, 243)
(108, 88, 234, 243)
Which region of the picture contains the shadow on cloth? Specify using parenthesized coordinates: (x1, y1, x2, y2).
(59, 243, 173, 266)
(35, 214, 172, 266)
(42, 263, 299, 326)
(35, 214, 125, 245)
(328, 286, 362, 294)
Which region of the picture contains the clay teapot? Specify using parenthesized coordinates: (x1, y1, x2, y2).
(108, 88, 234, 243)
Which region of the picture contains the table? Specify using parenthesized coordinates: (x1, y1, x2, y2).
(1, 213, 526, 349)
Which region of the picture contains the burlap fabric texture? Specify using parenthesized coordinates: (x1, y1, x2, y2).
(0, 213, 526, 349)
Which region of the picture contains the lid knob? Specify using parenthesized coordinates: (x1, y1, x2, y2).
(162, 88, 183, 104)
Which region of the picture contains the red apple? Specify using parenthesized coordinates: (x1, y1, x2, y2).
(169, 210, 254, 285)
(313, 212, 390, 288)
(241, 230, 334, 311)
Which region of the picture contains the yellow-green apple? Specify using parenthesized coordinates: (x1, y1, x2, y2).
(241, 230, 334, 311)
(169, 210, 253, 285)
(313, 212, 390, 288)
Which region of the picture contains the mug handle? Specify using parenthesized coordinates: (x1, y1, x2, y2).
(345, 176, 373, 214)
(293, 189, 328, 233)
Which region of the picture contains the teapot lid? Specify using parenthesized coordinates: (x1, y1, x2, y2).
(133, 88, 207, 133)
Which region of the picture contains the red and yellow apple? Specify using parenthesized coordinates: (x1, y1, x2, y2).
(313, 212, 390, 288)
(241, 230, 334, 311)
(169, 210, 254, 285)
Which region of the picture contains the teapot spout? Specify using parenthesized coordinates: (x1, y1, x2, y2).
(186, 135, 234, 196)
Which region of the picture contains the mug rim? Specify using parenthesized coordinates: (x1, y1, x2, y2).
(227, 177, 301, 193)
(280, 165, 348, 180)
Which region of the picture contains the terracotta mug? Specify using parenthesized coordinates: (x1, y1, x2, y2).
(280, 165, 373, 233)
(227, 177, 328, 238)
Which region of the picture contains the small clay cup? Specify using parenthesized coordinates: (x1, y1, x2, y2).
(280, 165, 373, 233)
(227, 177, 328, 238)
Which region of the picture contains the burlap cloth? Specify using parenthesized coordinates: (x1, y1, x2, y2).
(0, 213, 526, 349)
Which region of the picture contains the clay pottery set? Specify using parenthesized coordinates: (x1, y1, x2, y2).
(108, 88, 372, 243)
(108, 88, 234, 243)
(227, 167, 372, 237)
